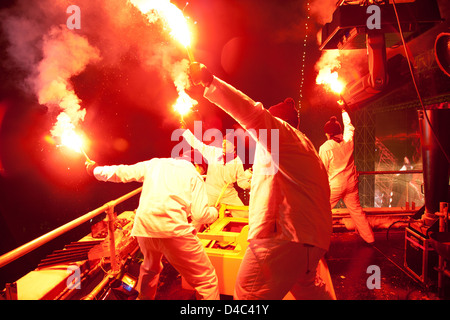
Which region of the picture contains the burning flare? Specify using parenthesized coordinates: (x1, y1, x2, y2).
(32, 26, 99, 161)
(316, 69, 345, 95)
(129, 1, 197, 119)
(315, 50, 346, 95)
(173, 90, 197, 118)
(129, 0, 194, 60)
(54, 113, 91, 161)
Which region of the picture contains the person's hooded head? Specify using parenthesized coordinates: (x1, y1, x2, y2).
(324, 116, 342, 139)
(268, 97, 298, 128)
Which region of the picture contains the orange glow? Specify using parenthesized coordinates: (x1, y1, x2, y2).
(316, 69, 345, 95)
(130, 0, 192, 48)
(51, 112, 90, 160)
(173, 90, 197, 117)
(61, 129, 83, 153)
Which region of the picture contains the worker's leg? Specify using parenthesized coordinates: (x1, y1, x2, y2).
(136, 237, 164, 300)
(161, 234, 220, 300)
(342, 182, 375, 244)
(329, 185, 344, 209)
(290, 255, 336, 300)
(234, 239, 332, 300)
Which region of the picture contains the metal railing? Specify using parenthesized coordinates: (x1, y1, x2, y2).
(0, 187, 142, 270)
(358, 170, 423, 175)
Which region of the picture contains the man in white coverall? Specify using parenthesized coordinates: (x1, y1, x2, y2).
(182, 128, 252, 217)
(318, 110, 375, 244)
(189, 63, 334, 300)
(85, 154, 220, 300)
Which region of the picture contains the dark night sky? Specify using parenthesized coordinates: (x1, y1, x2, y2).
(0, 0, 447, 287)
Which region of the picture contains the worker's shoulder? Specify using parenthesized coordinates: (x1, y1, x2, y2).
(319, 139, 339, 152)
(147, 157, 192, 169)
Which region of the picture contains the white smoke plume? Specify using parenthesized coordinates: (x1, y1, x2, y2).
(1, 0, 193, 143)
(128, 0, 195, 106)
(33, 26, 101, 138)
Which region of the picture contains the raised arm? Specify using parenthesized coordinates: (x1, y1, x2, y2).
(182, 129, 221, 163)
(342, 111, 355, 143)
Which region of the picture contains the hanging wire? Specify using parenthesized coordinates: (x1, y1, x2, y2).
(297, 1, 311, 129)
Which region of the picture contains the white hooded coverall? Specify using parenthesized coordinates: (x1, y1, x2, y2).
(202, 77, 334, 300)
(93, 157, 219, 299)
(318, 111, 375, 244)
(182, 129, 251, 215)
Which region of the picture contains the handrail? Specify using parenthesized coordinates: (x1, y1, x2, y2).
(0, 187, 142, 269)
(358, 170, 423, 175)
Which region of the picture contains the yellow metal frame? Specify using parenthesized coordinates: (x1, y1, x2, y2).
(185, 204, 250, 296)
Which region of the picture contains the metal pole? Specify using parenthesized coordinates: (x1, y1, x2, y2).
(83, 275, 114, 300)
(106, 204, 118, 275)
(357, 170, 422, 175)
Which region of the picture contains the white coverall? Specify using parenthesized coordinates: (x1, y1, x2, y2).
(93, 158, 219, 299)
(201, 77, 334, 300)
(182, 129, 251, 217)
(318, 111, 375, 244)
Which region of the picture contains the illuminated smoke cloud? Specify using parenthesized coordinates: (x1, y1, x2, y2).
(34, 26, 101, 138)
(310, 1, 368, 96)
(0, 0, 193, 140)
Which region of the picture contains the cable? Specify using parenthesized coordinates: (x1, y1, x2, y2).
(391, 0, 450, 164)
(386, 219, 409, 250)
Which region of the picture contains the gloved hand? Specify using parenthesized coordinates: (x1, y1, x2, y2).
(189, 62, 213, 87)
(85, 160, 98, 176)
(338, 99, 347, 112)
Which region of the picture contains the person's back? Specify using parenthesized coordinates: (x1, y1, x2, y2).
(248, 120, 332, 249)
(133, 158, 216, 237)
(319, 134, 356, 187)
(200, 78, 332, 250)
(93, 157, 216, 237)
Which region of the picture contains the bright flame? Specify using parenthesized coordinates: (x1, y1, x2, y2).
(316, 69, 345, 95)
(61, 129, 83, 153)
(51, 112, 88, 156)
(173, 90, 197, 117)
(129, 1, 196, 119)
(130, 0, 192, 48)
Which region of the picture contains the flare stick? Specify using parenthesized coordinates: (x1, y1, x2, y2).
(80, 147, 92, 162)
(187, 46, 195, 63)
